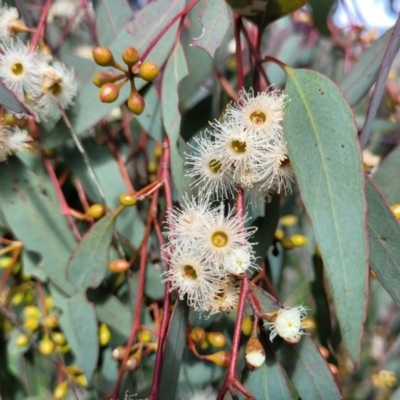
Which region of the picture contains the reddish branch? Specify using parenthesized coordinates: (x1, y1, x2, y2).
(29, 0, 53, 49)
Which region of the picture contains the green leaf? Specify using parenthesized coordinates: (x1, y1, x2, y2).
(159, 300, 189, 400)
(283, 67, 368, 362)
(243, 349, 291, 400)
(62, 292, 99, 382)
(366, 177, 400, 307)
(339, 29, 392, 107)
(61, 139, 145, 248)
(145, 262, 165, 301)
(309, 0, 334, 36)
(372, 144, 400, 204)
(93, 0, 134, 45)
(67, 210, 120, 292)
(225, 0, 307, 28)
(252, 285, 342, 400)
(162, 42, 191, 198)
(135, 86, 163, 142)
(0, 157, 76, 296)
(191, 0, 231, 58)
(0, 80, 31, 115)
(63, 0, 185, 135)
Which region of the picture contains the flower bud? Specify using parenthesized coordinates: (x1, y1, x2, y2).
(112, 346, 126, 360)
(108, 259, 130, 273)
(241, 316, 254, 336)
(122, 47, 140, 66)
(92, 46, 114, 66)
(67, 365, 83, 375)
(138, 61, 159, 81)
(11, 291, 24, 306)
(190, 327, 206, 343)
(138, 330, 152, 343)
(99, 323, 111, 346)
(290, 234, 308, 247)
(147, 160, 158, 173)
(280, 214, 298, 227)
(126, 349, 142, 371)
(15, 333, 29, 347)
(205, 351, 230, 367)
(127, 90, 145, 115)
(23, 305, 41, 319)
(274, 229, 284, 241)
(57, 344, 70, 354)
(87, 204, 106, 219)
(153, 146, 163, 159)
(45, 295, 54, 311)
(301, 317, 316, 331)
(39, 336, 55, 355)
(119, 193, 137, 206)
(319, 346, 329, 359)
(199, 338, 209, 350)
(44, 314, 59, 328)
(53, 381, 68, 399)
(52, 332, 66, 346)
(24, 317, 39, 331)
(390, 204, 400, 220)
(74, 374, 88, 388)
(99, 83, 120, 103)
(207, 332, 227, 348)
(92, 71, 121, 87)
(281, 237, 294, 250)
(245, 337, 266, 371)
(370, 268, 377, 279)
(328, 363, 339, 376)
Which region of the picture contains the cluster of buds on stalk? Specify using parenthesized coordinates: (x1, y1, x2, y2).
(92, 45, 159, 115)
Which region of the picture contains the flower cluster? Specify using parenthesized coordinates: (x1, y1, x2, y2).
(186, 88, 295, 202)
(162, 192, 257, 315)
(0, 6, 78, 160)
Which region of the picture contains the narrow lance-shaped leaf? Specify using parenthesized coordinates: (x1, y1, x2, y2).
(283, 67, 368, 362)
(366, 177, 400, 307)
(372, 143, 400, 205)
(67, 208, 121, 293)
(162, 41, 191, 197)
(159, 300, 189, 400)
(61, 292, 99, 383)
(252, 285, 342, 400)
(190, 0, 231, 58)
(0, 157, 76, 297)
(339, 28, 392, 107)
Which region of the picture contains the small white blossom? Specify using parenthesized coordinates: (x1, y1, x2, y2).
(0, 125, 32, 161)
(181, 386, 217, 400)
(185, 134, 236, 198)
(223, 247, 257, 276)
(224, 87, 286, 143)
(162, 250, 223, 311)
(267, 305, 308, 343)
(35, 61, 77, 118)
(206, 280, 240, 315)
(0, 7, 22, 40)
(0, 39, 44, 100)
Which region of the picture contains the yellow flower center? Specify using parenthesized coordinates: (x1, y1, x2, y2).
(250, 110, 266, 125)
(183, 265, 197, 279)
(209, 159, 222, 173)
(12, 62, 23, 76)
(231, 140, 247, 153)
(212, 231, 228, 248)
(51, 82, 62, 96)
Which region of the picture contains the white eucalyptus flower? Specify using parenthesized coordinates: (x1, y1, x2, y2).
(0, 39, 44, 100)
(206, 280, 240, 315)
(223, 247, 257, 276)
(0, 7, 23, 40)
(266, 305, 308, 343)
(0, 125, 32, 161)
(181, 386, 217, 400)
(224, 87, 286, 143)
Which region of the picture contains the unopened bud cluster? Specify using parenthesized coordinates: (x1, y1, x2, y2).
(162, 192, 258, 315)
(92, 45, 159, 115)
(185, 88, 295, 202)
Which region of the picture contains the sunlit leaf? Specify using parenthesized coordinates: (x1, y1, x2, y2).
(283, 67, 368, 362)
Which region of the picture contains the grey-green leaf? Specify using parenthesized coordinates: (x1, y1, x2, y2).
(339, 29, 392, 106)
(62, 292, 99, 382)
(162, 42, 191, 197)
(0, 157, 76, 296)
(67, 210, 120, 292)
(372, 144, 400, 204)
(159, 300, 189, 400)
(190, 0, 231, 58)
(252, 285, 342, 400)
(366, 177, 400, 307)
(0, 80, 31, 114)
(283, 67, 368, 362)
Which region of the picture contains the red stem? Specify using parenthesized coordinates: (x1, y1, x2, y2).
(29, 0, 53, 50)
(140, 0, 199, 61)
(148, 139, 174, 399)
